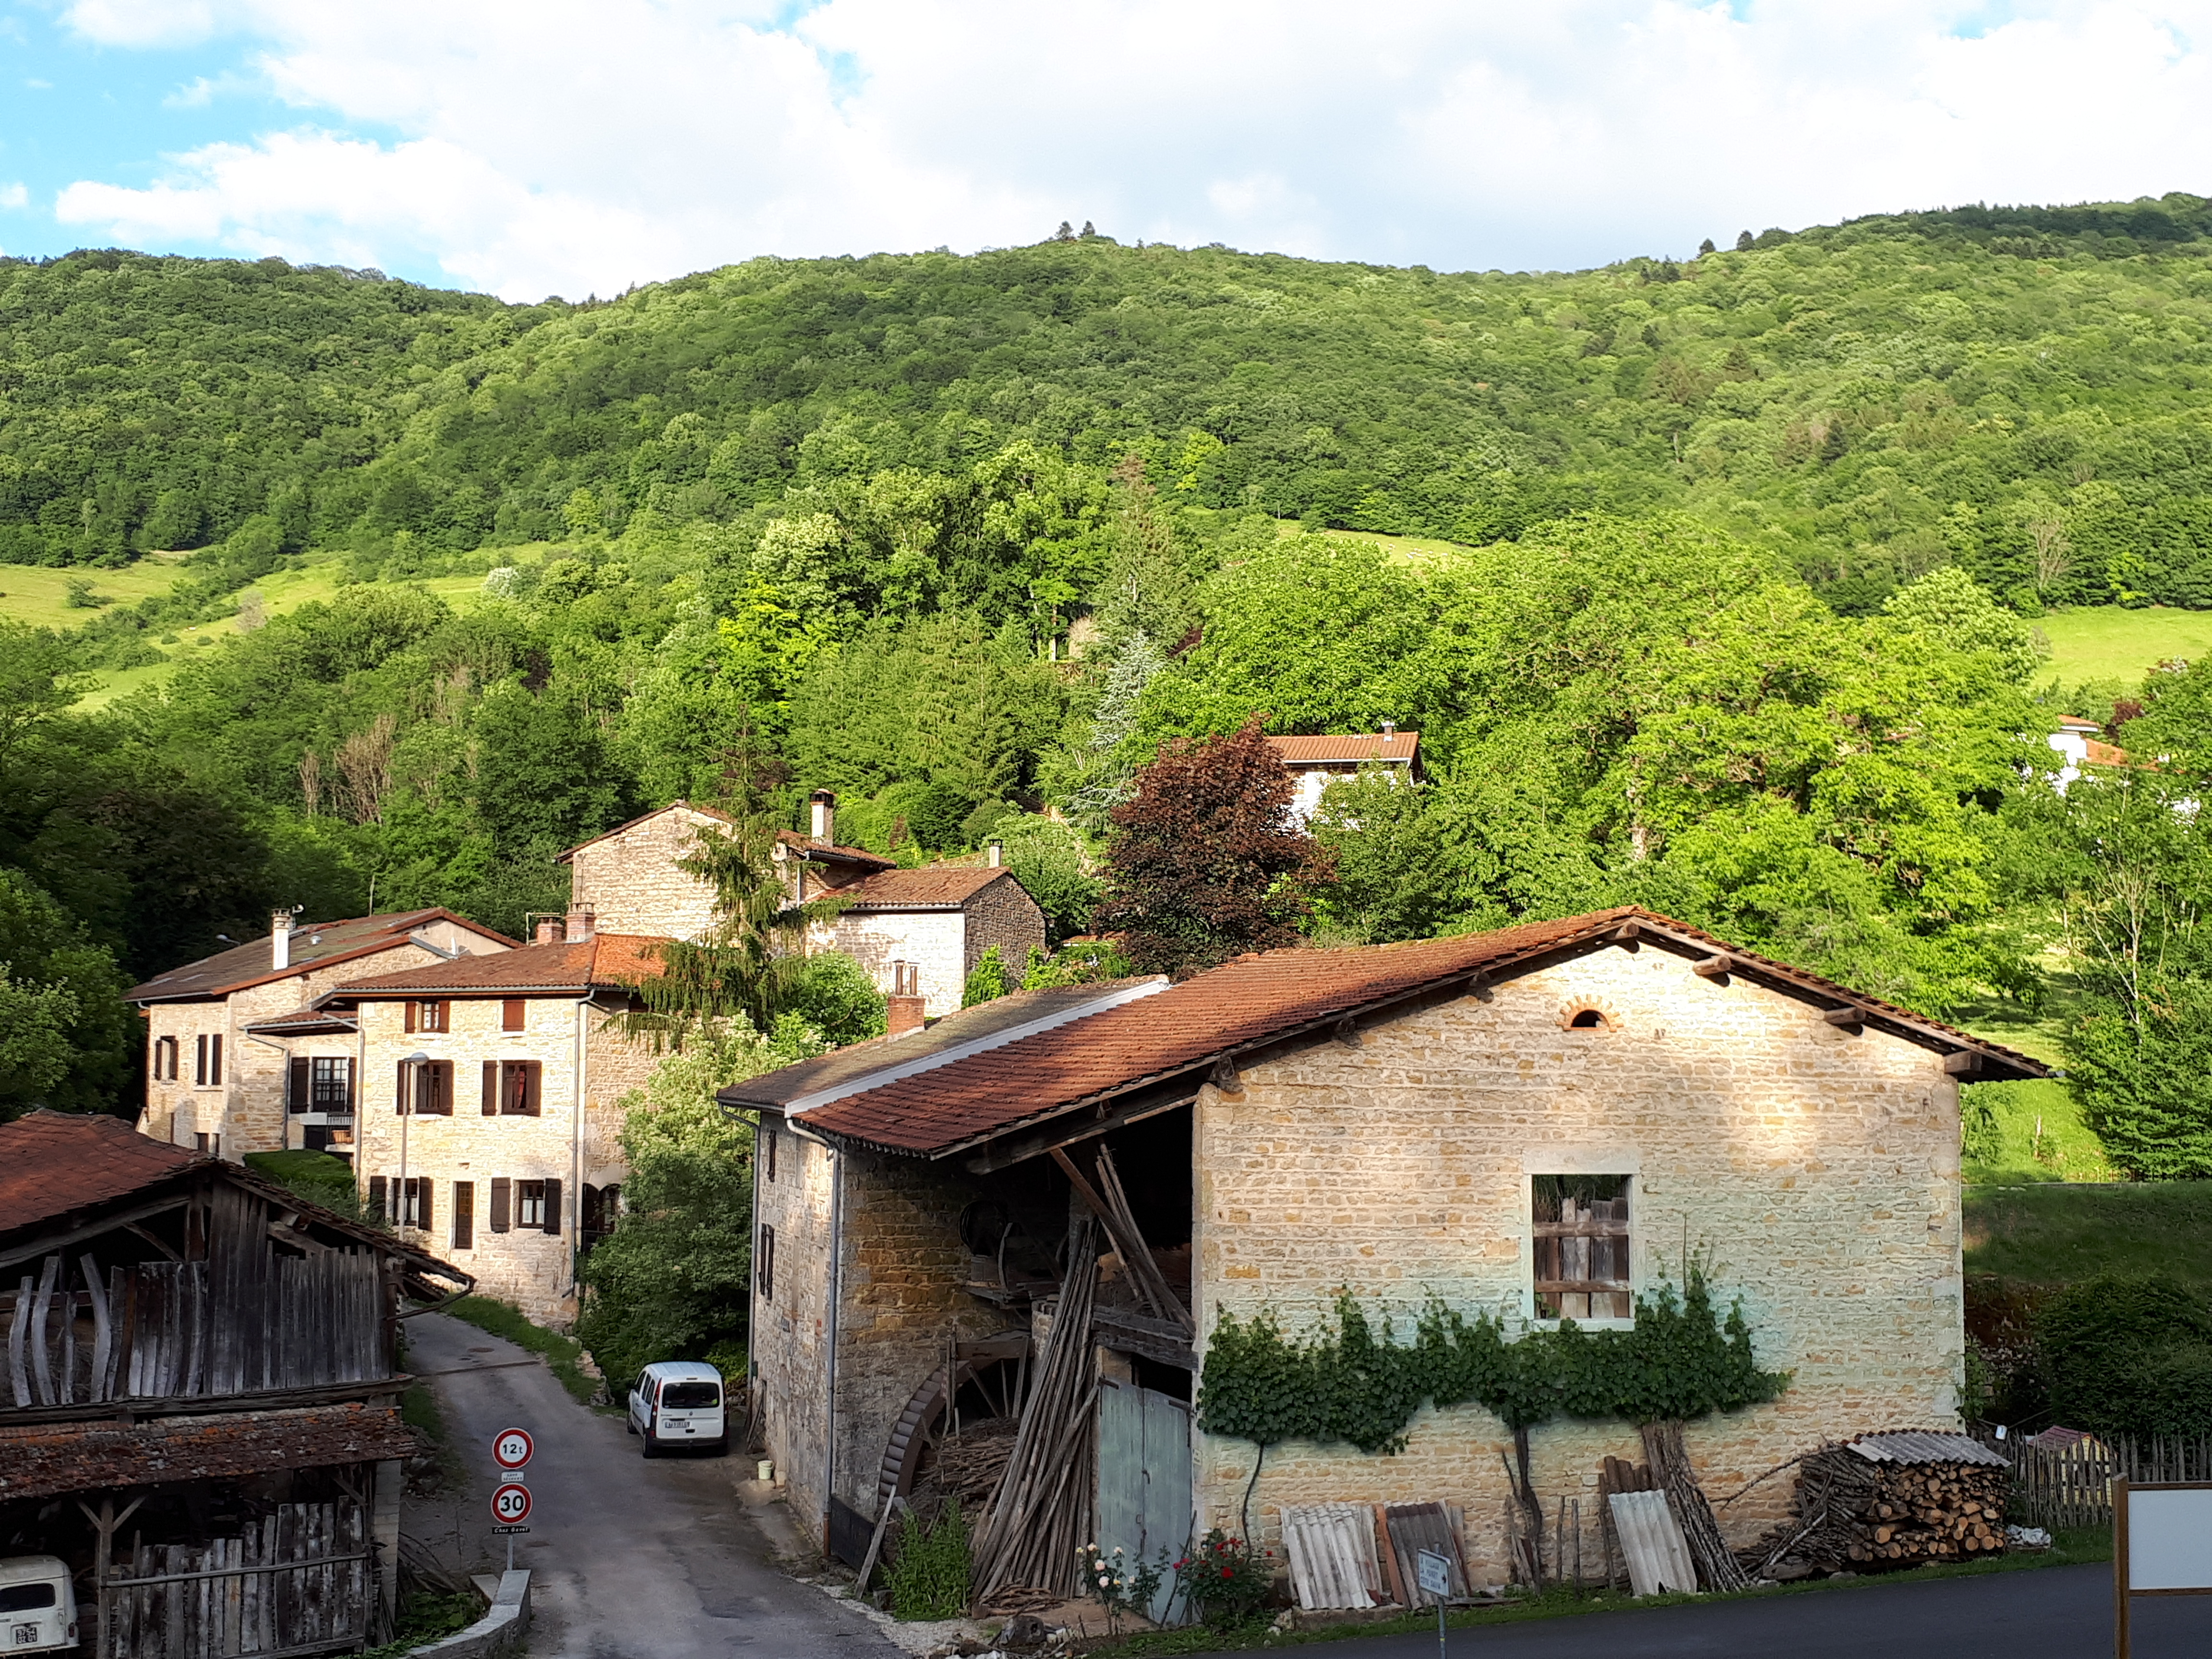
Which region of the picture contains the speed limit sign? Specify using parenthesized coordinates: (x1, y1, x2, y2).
(490, 1483, 533, 1526)
(493, 1428, 533, 1470)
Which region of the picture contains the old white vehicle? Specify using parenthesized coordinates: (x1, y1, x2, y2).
(625, 1361, 727, 1457)
(0, 1557, 77, 1653)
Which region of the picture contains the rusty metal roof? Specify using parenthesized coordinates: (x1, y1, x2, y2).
(0, 1111, 196, 1235)
(126, 909, 515, 1004)
(0, 1402, 420, 1500)
(321, 933, 668, 999)
(780, 906, 2046, 1159)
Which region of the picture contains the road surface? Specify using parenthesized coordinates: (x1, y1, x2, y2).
(403, 1311, 895, 1658)
(1195, 1561, 2212, 1659)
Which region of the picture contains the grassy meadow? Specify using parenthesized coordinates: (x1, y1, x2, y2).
(2037, 605, 2212, 691)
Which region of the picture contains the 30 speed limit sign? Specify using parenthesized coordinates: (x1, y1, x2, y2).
(493, 1428, 533, 1470)
(490, 1483, 533, 1526)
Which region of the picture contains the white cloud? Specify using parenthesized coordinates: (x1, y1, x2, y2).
(0, 183, 27, 210)
(47, 0, 2212, 300)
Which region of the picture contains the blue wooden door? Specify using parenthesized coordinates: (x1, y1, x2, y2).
(1096, 1378, 1192, 1623)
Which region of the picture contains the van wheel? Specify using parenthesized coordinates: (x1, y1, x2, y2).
(705, 1438, 728, 1457)
(625, 1417, 637, 1435)
(641, 1431, 661, 1459)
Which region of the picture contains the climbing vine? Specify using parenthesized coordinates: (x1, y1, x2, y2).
(1196, 1270, 1788, 1454)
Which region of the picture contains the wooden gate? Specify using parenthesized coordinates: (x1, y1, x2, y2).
(1096, 1378, 1191, 1624)
(96, 1499, 373, 1659)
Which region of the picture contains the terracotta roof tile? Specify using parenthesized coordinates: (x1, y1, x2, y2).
(786, 907, 2046, 1157)
(325, 933, 669, 999)
(839, 867, 1022, 908)
(1265, 732, 1420, 764)
(127, 909, 514, 1003)
(242, 1006, 359, 1034)
(0, 1111, 196, 1236)
(0, 1403, 420, 1501)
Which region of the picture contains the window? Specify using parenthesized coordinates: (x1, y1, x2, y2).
(758, 1224, 775, 1301)
(397, 1176, 433, 1231)
(512, 1179, 562, 1235)
(1532, 1175, 1631, 1320)
(405, 1000, 450, 1034)
(502, 999, 526, 1033)
(453, 1181, 475, 1250)
(313, 1057, 355, 1112)
(397, 1059, 454, 1116)
(662, 1382, 720, 1409)
(481, 1060, 541, 1117)
(194, 1132, 218, 1156)
(0, 1584, 58, 1613)
(1569, 1008, 1607, 1029)
(153, 1035, 179, 1081)
(368, 1176, 387, 1222)
(194, 1034, 223, 1087)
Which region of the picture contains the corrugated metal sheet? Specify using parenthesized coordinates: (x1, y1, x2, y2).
(1848, 1431, 2009, 1468)
(1282, 1505, 1382, 1610)
(1382, 1503, 1469, 1608)
(1609, 1491, 1695, 1596)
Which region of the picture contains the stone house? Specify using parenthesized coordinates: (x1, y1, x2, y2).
(127, 908, 515, 1161)
(313, 916, 666, 1328)
(1265, 725, 1424, 825)
(561, 797, 1045, 1018)
(721, 905, 2043, 1584)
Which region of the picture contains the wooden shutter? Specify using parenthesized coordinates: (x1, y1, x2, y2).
(522, 1061, 542, 1117)
(433, 1061, 454, 1115)
(416, 1178, 433, 1232)
(211, 1034, 223, 1084)
(502, 999, 525, 1033)
(341, 1058, 356, 1112)
(404, 1000, 416, 1034)
(482, 1060, 498, 1116)
(541, 1177, 563, 1236)
(288, 1057, 310, 1112)
(396, 1059, 409, 1113)
(765, 1126, 776, 1183)
(368, 1176, 387, 1222)
(490, 1178, 511, 1233)
(759, 1224, 775, 1301)
(453, 1182, 475, 1250)
(194, 1034, 207, 1086)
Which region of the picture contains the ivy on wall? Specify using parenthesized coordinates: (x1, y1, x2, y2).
(1196, 1271, 1789, 1455)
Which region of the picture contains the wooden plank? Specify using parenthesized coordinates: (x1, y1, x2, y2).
(1692, 955, 1733, 980)
(29, 1253, 58, 1406)
(7, 1273, 30, 1407)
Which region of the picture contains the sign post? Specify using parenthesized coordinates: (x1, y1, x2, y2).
(1416, 1549, 1451, 1659)
(2115, 1478, 2212, 1658)
(492, 1429, 535, 1572)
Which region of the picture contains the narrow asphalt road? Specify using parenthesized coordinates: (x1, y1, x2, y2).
(1196, 1562, 2212, 1659)
(403, 1311, 895, 1659)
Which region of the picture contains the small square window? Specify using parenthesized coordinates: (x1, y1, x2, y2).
(1532, 1175, 1632, 1321)
(517, 1180, 547, 1228)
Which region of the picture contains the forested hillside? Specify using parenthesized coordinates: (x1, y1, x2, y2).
(14, 197, 2212, 1181)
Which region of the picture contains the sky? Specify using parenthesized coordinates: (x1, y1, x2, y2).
(1, 0, 2210, 302)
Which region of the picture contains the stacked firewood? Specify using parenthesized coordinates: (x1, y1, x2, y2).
(1744, 1439, 2010, 1576)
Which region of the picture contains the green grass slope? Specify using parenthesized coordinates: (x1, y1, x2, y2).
(1965, 1182, 2212, 1290)
(2038, 605, 2212, 688)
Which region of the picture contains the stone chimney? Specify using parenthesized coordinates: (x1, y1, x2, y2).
(809, 789, 837, 847)
(271, 909, 296, 971)
(987, 838, 1003, 869)
(1381, 719, 1396, 740)
(886, 961, 925, 1037)
(534, 917, 565, 945)
(565, 904, 596, 943)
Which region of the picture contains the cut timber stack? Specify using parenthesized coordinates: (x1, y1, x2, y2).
(1747, 1431, 2011, 1576)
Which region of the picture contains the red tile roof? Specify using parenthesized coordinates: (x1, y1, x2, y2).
(0, 1111, 195, 1236)
(126, 909, 515, 1003)
(0, 1403, 420, 1501)
(838, 867, 1024, 909)
(784, 906, 2046, 1157)
(1265, 731, 1420, 765)
(324, 933, 669, 998)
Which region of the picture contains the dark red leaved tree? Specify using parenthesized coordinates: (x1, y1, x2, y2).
(1093, 716, 1330, 978)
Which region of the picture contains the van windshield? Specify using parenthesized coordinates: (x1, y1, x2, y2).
(661, 1382, 720, 1410)
(0, 1584, 57, 1613)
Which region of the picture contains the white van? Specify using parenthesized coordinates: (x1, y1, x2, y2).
(0, 1556, 77, 1653)
(625, 1361, 726, 1457)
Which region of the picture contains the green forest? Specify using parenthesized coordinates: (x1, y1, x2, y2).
(13, 196, 2212, 1190)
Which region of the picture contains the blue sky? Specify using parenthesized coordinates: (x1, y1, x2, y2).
(5, 1, 2209, 301)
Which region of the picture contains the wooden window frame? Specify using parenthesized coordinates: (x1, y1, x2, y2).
(397, 1176, 433, 1231)
(398, 1059, 454, 1116)
(154, 1035, 178, 1081)
(517, 1180, 547, 1229)
(453, 1181, 476, 1250)
(311, 1057, 355, 1112)
(1531, 1174, 1633, 1322)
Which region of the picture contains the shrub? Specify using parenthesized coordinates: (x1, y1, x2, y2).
(2036, 1273, 2212, 1438)
(1174, 1530, 1272, 1629)
(886, 1501, 970, 1619)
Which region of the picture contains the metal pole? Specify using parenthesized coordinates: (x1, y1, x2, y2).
(2114, 1477, 2130, 1659)
(1436, 1597, 1446, 1659)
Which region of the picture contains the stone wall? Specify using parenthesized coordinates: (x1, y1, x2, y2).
(829, 913, 971, 1018)
(1188, 942, 1965, 1584)
(958, 876, 1047, 984)
(566, 808, 719, 938)
(756, 1118, 837, 1547)
(352, 993, 642, 1328)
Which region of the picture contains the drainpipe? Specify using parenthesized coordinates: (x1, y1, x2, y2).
(571, 995, 590, 1294)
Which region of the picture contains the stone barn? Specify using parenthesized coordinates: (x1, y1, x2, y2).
(723, 906, 2043, 1591)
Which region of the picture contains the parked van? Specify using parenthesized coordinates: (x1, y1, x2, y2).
(0, 1556, 77, 1653)
(625, 1361, 726, 1457)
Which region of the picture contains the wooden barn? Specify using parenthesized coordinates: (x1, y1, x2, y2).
(0, 1111, 472, 1659)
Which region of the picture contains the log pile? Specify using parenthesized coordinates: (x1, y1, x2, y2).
(1744, 1433, 2011, 1576)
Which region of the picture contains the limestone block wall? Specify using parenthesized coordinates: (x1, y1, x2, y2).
(959, 877, 1046, 982)
(1190, 943, 1964, 1584)
(830, 913, 971, 1018)
(756, 1118, 837, 1540)
(352, 993, 641, 1328)
(567, 809, 717, 938)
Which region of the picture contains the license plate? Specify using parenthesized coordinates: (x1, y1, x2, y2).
(13, 1623, 39, 1645)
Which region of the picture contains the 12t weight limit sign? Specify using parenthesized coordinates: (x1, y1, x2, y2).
(491, 1483, 533, 1527)
(493, 1428, 533, 1471)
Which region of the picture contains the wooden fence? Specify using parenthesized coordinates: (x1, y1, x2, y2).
(96, 1499, 373, 1659)
(2004, 1435, 2212, 1529)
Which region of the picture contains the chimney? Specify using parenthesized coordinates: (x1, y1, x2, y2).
(534, 917, 565, 945)
(886, 961, 925, 1037)
(809, 789, 837, 848)
(1381, 719, 1396, 739)
(565, 904, 595, 942)
(271, 910, 296, 971)
(987, 838, 1003, 869)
